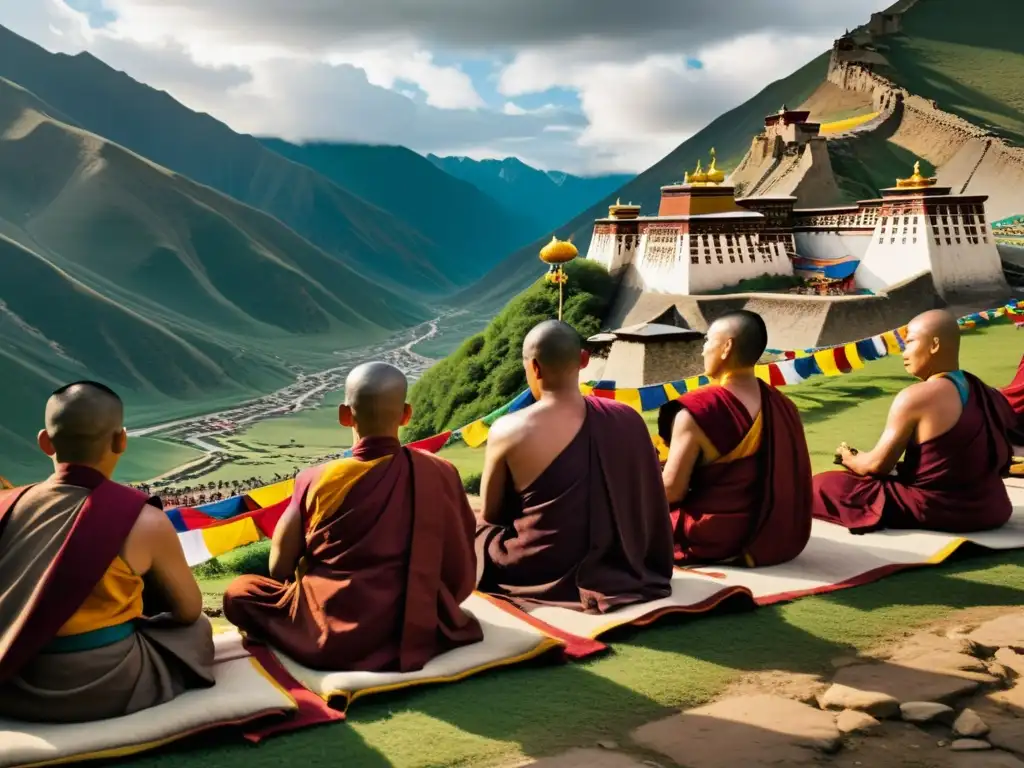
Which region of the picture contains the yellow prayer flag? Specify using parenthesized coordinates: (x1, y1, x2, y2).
(202, 517, 261, 559)
(754, 365, 772, 384)
(843, 343, 864, 370)
(579, 383, 594, 397)
(813, 349, 841, 377)
(615, 388, 642, 412)
(247, 478, 295, 508)
(882, 331, 902, 355)
(685, 376, 702, 391)
(461, 420, 490, 448)
(664, 383, 682, 401)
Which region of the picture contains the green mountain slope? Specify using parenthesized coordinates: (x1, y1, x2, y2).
(880, 0, 1024, 145)
(259, 139, 534, 283)
(0, 25, 479, 296)
(464, 53, 831, 307)
(426, 155, 633, 240)
(0, 77, 428, 480)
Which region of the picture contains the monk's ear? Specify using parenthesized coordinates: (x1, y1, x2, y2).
(37, 430, 55, 458)
(721, 337, 733, 361)
(338, 404, 355, 428)
(580, 349, 591, 369)
(112, 428, 127, 456)
(530, 358, 543, 380)
(400, 403, 412, 427)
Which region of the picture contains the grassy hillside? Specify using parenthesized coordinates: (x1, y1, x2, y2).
(0, 77, 428, 481)
(881, 0, 1024, 146)
(0, 25, 496, 297)
(462, 52, 831, 307)
(259, 140, 535, 283)
(427, 155, 633, 242)
(404, 260, 615, 442)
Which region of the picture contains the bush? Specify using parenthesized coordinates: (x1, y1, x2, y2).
(462, 472, 482, 495)
(218, 540, 271, 577)
(403, 260, 615, 441)
(192, 557, 226, 579)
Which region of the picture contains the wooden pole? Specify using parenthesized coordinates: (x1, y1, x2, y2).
(558, 274, 564, 320)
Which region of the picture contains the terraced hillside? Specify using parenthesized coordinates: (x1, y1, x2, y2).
(0, 25, 519, 297)
(0, 77, 427, 480)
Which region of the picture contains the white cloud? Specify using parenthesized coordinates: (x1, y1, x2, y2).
(0, 0, 897, 173)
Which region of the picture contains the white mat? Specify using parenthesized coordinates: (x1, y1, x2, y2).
(515, 481, 1024, 640)
(272, 593, 563, 705)
(0, 657, 297, 768)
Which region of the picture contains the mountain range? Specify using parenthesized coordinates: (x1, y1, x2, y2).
(426, 155, 632, 241)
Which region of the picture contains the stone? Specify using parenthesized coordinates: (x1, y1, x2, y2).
(952, 739, 993, 751)
(955, 709, 992, 738)
(900, 701, 956, 724)
(631, 694, 842, 768)
(529, 749, 650, 768)
(969, 614, 1024, 655)
(995, 648, 1024, 676)
(836, 710, 881, 735)
(819, 683, 900, 719)
(831, 661, 984, 705)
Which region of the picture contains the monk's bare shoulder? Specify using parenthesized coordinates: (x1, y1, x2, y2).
(892, 379, 946, 414)
(487, 409, 532, 448)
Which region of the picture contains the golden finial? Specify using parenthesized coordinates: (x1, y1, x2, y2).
(896, 160, 936, 189)
(539, 236, 578, 265)
(706, 147, 725, 184)
(688, 158, 708, 185)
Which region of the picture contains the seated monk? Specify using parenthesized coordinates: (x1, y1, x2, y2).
(0, 382, 214, 723)
(475, 320, 673, 613)
(1002, 352, 1024, 451)
(814, 309, 1015, 533)
(659, 310, 813, 566)
(223, 362, 483, 672)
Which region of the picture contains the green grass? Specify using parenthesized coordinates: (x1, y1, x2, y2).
(114, 438, 205, 484)
(883, 0, 1024, 145)
(148, 552, 1024, 768)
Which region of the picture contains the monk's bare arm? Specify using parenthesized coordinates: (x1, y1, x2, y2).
(663, 410, 704, 504)
(140, 505, 204, 624)
(479, 419, 514, 525)
(843, 387, 921, 476)
(268, 501, 304, 582)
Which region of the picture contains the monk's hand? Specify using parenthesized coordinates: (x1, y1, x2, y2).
(835, 443, 858, 468)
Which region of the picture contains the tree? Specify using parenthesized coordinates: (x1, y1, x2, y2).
(403, 260, 615, 442)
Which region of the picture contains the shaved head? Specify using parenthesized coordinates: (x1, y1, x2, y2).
(44, 381, 125, 464)
(711, 310, 768, 368)
(908, 309, 961, 354)
(523, 320, 583, 392)
(344, 362, 409, 435)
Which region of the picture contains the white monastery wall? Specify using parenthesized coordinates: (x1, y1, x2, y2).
(795, 231, 872, 260)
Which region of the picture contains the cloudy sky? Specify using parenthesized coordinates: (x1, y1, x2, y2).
(2, 0, 892, 174)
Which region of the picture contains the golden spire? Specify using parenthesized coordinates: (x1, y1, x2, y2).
(706, 147, 725, 184)
(687, 158, 708, 185)
(896, 160, 936, 189)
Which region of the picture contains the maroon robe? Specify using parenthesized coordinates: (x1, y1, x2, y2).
(1003, 353, 1024, 446)
(475, 396, 674, 613)
(223, 437, 483, 672)
(813, 372, 1015, 533)
(666, 382, 813, 567)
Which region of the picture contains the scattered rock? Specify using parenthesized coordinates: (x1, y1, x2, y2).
(951, 739, 993, 751)
(955, 709, 992, 738)
(995, 648, 1024, 676)
(831, 661, 985, 705)
(938, 740, 949, 747)
(819, 683, 900, 719)
(836, 710, 881, 735)
(900, 701, 955, 724)
(632, 694, 842, 768)
(529, 749, 650, 768)
(969, 614, 1024, 655)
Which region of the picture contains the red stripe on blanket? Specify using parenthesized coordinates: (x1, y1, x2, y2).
(242, 642, 345, 742)
(477, 594, 608, 659)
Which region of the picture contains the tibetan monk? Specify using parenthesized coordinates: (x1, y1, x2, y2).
(659, 310, 813, 566)
(475, 320, 673, 613)
(0, 382, 214, 723)
(1003, 353, 1024, 449)
(814, 309, 1015, 533)
(223, 362, 482, 672)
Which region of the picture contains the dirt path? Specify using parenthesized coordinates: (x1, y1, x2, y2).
(527, 607, 1024, 768)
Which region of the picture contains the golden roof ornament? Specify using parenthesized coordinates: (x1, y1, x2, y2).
(687, 158, 708, 186)
(706, 147, 725, 184)
(896, 160, 937, 189)
(539, 235, 579, 265)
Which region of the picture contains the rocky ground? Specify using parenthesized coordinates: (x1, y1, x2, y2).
(523, 608, 1024, 768)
